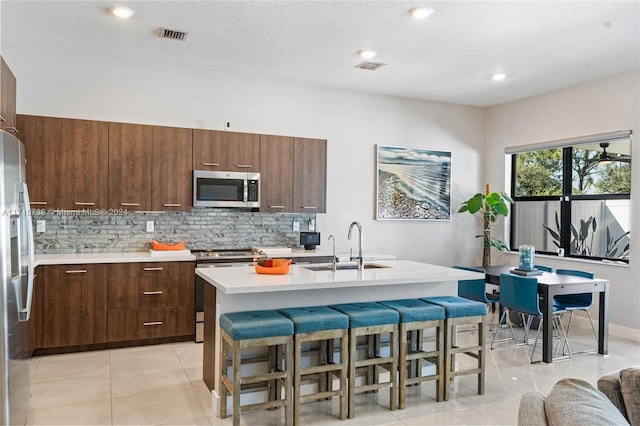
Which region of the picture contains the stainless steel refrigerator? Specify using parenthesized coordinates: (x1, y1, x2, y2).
(0, 129, 35, 425)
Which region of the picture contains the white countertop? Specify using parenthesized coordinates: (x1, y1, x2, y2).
(196, 260, 482, 294)
(35, 251, 197, 266)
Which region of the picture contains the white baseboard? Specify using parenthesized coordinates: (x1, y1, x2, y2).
(566, 315, 640, 343)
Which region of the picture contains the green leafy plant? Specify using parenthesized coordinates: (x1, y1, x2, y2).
(543, 212, 630, 259)
(458, 190, 513, 267)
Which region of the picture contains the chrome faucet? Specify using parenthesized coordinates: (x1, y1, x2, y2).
(328, 234, 336, 272)
(348, 221, 363, 271)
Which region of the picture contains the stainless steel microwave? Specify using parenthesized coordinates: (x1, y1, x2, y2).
(193, 170, 260, 208)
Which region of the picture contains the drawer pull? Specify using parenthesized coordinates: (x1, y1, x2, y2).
(143, 267, 163, 271)
(65, 269, 87, 274)
(201, 162, 219, 166)
(269, 205, 285, 209)
(30, 201, 48, 205)
(143, 290, 163, 295)
(235, 164, 253, 168)
(163, 203, 181, 207)
(0, 116, 5, 122)
(301, 206, 318, 209)
(7, 127, 19, 134)
(143, 321, 163, 326)
(74, 202, 96, 206)
(120, 202, 140, 206)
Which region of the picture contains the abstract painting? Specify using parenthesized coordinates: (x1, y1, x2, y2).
(376, 145, 451, 220)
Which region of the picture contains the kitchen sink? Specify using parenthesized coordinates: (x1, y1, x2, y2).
(303, 263, 390, 271)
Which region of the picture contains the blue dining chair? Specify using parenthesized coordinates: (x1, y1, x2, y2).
(453, 266, 499, 329)
(493, 273, 570, 362)
(553, 269, 598, 353)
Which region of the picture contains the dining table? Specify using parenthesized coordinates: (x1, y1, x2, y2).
(483, 265, 609, 363)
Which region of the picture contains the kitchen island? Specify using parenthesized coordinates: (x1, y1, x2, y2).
(196, 260, 483, 415)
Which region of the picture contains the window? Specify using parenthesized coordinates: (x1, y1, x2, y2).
(509, 131, 631, 262)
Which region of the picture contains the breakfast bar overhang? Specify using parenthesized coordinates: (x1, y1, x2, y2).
(196, 260, 484, 414)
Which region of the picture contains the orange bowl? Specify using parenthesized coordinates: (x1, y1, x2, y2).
(254, 258, 292, 275)
(151, 240, 186, 251)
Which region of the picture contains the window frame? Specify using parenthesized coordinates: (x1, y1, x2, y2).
(508, 133, 631, 263)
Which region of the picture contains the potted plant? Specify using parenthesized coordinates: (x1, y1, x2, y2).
(458, 185, 514, 267)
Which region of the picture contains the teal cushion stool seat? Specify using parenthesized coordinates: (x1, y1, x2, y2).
(377, 299, 446, 408)
(218, 310, 294, 426)
(330, 302, 400, 418)
(278, 306, 349, 423)
(220, 310, 295, 339)
(421, 296, 487, 401)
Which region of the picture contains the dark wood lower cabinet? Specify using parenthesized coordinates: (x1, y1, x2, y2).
(43, 264, 108, 348)
(34, 261, 195, 354)
(107, 306, 193, 341)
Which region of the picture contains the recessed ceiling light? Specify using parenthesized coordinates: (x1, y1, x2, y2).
(492, 72, 507, 82)
(358, 50, 377, 59)
(110, 6, 134, 19)
(409, 7, 434, 19)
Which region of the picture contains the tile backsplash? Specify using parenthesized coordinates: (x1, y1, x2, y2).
(32, 209, 315, 254)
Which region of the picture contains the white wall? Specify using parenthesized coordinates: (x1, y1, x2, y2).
(4, 45, 487, 266)
(486, 70, 640, 334)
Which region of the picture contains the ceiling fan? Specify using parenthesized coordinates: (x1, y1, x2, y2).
(598, 142, 631, 163)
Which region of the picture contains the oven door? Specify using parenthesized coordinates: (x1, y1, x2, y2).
(194, 261, 254, 342)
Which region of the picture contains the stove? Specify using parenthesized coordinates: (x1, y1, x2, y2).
(192, 248, 265, 263)
(193, 248, 265, 342)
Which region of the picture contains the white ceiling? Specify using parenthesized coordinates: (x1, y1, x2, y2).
(1, 1, 639, 107)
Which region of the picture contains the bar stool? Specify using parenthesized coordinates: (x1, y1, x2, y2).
(278, 306, 349, 424)
(329, 302, 399, 418)
(219, 310, 294, 426)
(421, 296, 487, 401)
(377, 299, 445, 408)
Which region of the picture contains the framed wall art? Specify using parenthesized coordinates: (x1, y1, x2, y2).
(376, 145, 451, 221)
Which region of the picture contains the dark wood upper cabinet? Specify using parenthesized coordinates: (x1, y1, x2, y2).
(260, 135, 294, 212)
(293, 138, 327, 213)
(151, 126, 192, 211)
(17, 115, 62, 208)
(228, 132, 260, 172)
(108, 122, 153, 210)
(59, 119, 109, 209)
(193, 129, 228, 170)
(0, 57, 17, 133)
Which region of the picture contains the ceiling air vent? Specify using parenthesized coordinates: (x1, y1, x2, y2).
(356, 61, 386, 71)
(158, 27, 189, 41)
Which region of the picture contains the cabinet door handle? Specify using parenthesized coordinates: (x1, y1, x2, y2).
(30, 201, 48, 205)
(74, 202, 96, 206)
(143, 290, 163, 295)
(235, 164, 253, 168)
(120, 202, 140, 206)
(143, 267, 163, 271)
(7, 127, 18, 134)
(143, 321, 163, 326)
(201, 162, 219, 167)
(0, 116, 5, 122)
(269, 205, 285, 209)
(65, 269, 87, 274)
(163, 203, 181, 207)
(301, 206, 318, 210)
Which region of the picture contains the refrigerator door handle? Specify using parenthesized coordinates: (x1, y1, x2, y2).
(15, 181, 35, 322)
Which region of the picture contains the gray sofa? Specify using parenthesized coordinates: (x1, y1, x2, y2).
(518, 368, 640, 425)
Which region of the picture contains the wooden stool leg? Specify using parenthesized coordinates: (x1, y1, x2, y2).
(232, 340, 242, 426)
(390, 325, 398, 411)
(398, 323, 407, 410)
(293, 337, 302, 426)
(443, 321, 452, 401)
(339, 329, 348, 420)
(219, 332, 229, 419)
(348, 330, 357, 419)
(436, 320, 444, 402)
(285, 337, 294, 426)
(478, 317, 485, 395)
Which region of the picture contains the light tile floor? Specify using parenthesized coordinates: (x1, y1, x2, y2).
(26, 325, 640, 425)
